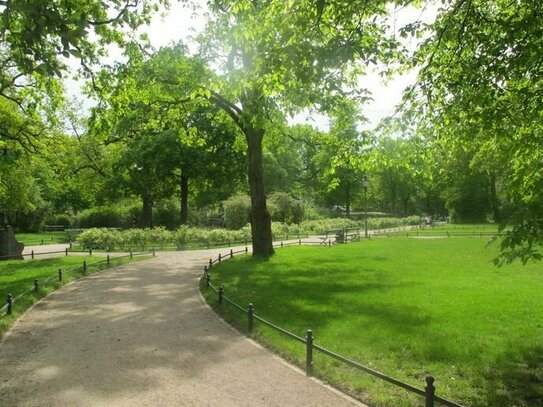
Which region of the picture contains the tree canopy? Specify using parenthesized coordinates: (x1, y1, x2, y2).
(403, 0, 543, 263)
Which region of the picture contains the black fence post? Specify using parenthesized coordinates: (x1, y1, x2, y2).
(107, 255, 110, 265)
(209, 259, 213, 268)
(281, 241, 283, 248)
(218, 287, 224, 305)
(152, 248, 156, 256)
(129, 249, 133, 259)
(248, 303, 254, 332)
(299, 239, 302, 245)
(34, 279, 39, 292)
(69, 241, 73, 249)
(7, 294, 13, 315)
(83, 260, 87, 273)
(425, 376, 435, 407)
(206, 273, 211, 288)
(58, 269, 63, 282)
(65, 247, 68, 256)
(245, 246, 248, 254)
(31, 250, 34, 260)
(41, 238, 44, 245)
(306, 330, 314, 376)
(230, 249, 233, 258)
(218, 253, 222, 262)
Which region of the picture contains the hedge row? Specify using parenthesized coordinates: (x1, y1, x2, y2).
(77, 216, 420, 251)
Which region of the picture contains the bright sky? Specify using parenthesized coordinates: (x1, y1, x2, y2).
(67, 1, 435, 132)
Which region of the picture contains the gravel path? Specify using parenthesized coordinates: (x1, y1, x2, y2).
(0, 249, 365, 406)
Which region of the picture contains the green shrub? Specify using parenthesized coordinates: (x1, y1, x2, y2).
(45, 213, 74, 228)
(223, 194, 251, 229)
(73, 216, 420, 251)
(268, 192, 296, 223)
(174, 225, 191, 246)
(153, 199, 180, 229)
(76, 204, 136, 228)
(78, 228, 124, 251)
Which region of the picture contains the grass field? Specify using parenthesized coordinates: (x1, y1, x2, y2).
(15, 231, 69, 245)
(376, 223, 501, 238)
(202, 238, 543, 407)
(0, 254, 148, 338)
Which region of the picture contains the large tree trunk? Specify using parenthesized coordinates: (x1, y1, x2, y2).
(142, 194, 153, 229)
(180, 173, 189, 225)
(246, 127, 274, 257)
(489, 171, 501, 223)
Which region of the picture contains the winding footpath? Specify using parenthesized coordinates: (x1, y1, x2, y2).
(0, 247, 365, 406)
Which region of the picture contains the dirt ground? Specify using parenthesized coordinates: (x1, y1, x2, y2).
(0, 248, 366, 406)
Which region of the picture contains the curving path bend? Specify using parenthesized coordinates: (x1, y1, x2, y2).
(0, 249, 365, 406)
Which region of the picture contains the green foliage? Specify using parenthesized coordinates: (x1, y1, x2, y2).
(300, 216, 420, 233)
(223, 194, 251, 229)
(77, 226, 254, 251)
(77, 228, 124, 251)
(44, 213, 74, 228)
(75, 204, 137, 229)
(403, 0, 543, 262)
(268, 192, 297, 224)
(204, 239, 543, 407)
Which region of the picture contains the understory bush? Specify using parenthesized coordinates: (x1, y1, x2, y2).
(76, 216, 419, 251)
(76, 205, 137, 229)
(78, 225, 253, 251)
(299, 215, 420, 233)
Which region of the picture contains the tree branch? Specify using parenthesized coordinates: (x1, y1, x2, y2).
(208, 90, 243, 128)
(88, 1, 138, 26)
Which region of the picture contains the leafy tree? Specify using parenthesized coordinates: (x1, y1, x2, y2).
(197, 0, 404, 256)
(91, 44, 245, 227)
(403, 0, 543, 262)
(0, 0, 167, 149)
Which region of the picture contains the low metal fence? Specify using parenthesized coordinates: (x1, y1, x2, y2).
(1, 250, 152, 317)
(374, 229, 499, 239)
(202, 244, 466, 407)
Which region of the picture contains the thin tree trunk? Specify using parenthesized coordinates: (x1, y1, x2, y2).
(142, 194, 153, 229)
(180, 173, 189, 225)
(345, 181, 351, 218)
(246, 127, 274, 257)
(489, 171, 501, 222)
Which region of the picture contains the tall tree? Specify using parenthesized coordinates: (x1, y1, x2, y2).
(197, 0, 403, 256)
(91, 44, 245, 227)
(0, 0, 167, 149)
(403, 0, 543, 263)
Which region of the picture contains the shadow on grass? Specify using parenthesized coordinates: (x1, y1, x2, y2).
(480, 344, 543, 407)
(209, 256, 436, 347)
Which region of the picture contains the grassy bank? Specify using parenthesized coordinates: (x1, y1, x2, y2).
(15, 231, 69, 245)
(0, 254, 150, 338)
(202, 238, 543, 407)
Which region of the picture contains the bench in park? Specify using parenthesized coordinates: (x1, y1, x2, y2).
(320, 228, 361, 245)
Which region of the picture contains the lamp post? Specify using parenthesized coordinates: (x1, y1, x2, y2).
(362, 175, 368, 238)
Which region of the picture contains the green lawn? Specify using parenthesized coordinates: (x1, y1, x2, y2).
(378, 223, 500, 237)
(15, 231, 69, 245)
(0, 254, 148, 338)
(202, 238, 543, 407)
